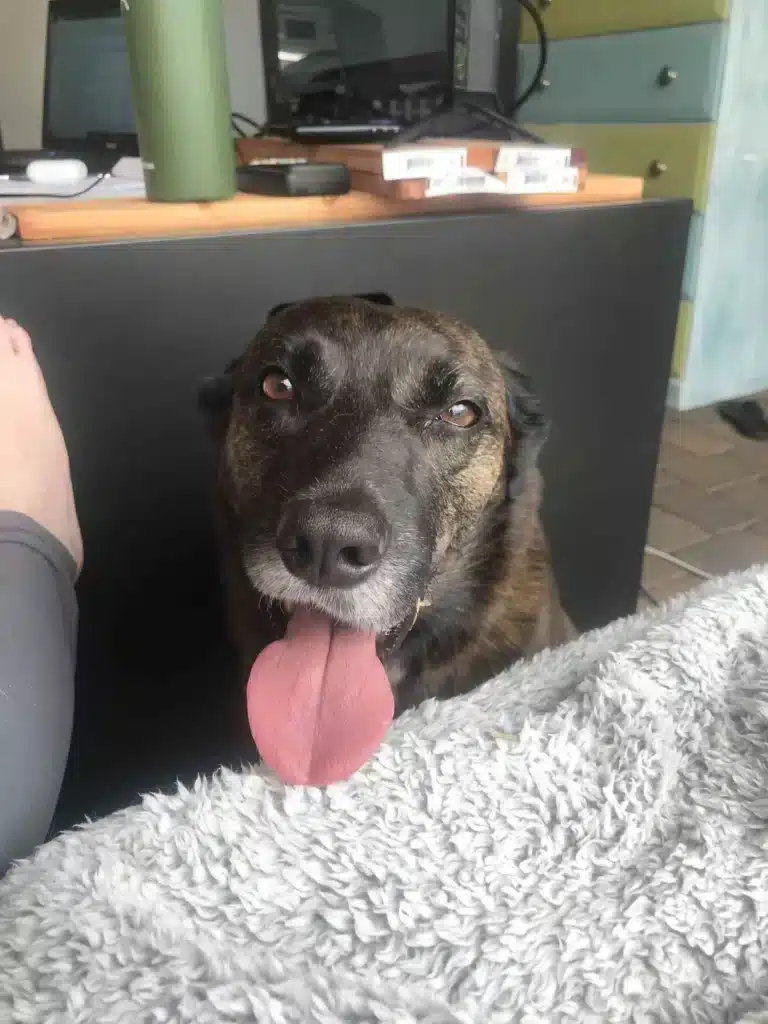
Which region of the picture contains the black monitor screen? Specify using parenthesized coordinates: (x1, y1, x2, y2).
(44, 1, 136, 147)
(266, 0, 456, 120)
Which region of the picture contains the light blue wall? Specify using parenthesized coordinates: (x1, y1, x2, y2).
(678, 0, 768, 408)
(682, 214, 704, 301)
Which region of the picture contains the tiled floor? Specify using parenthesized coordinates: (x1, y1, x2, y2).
(642, 393, 768, 604)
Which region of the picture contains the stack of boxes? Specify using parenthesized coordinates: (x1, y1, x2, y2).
(237, 136, 584, 200)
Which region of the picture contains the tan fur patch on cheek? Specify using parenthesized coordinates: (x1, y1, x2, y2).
(223, 420, 265, 511)
(435, 511, 456, 559)
(435, 438, 505, 555)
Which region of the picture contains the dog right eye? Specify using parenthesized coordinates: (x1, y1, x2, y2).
(438, 401, 481, 429)
(261, 370, 295, 402)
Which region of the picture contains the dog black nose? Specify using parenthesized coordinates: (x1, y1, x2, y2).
(277, 493, 389, 589)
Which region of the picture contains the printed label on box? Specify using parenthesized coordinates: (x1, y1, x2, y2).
(382, 147, 467, 181)
(426, 169, 510, 197)
(495, 146, 572, 174)
(504, 166, 580, 195)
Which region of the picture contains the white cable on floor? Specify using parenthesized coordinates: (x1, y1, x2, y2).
(645, 545, 713, 581)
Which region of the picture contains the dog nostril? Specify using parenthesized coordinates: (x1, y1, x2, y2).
(289, 535, 313, 567)
(278, 530, 312, 560)
(339, 543, 380, 569)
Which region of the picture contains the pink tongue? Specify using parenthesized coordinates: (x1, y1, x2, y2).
(246, 607, 394, 786)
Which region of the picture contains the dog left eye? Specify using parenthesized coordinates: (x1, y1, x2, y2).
(439, 401, 481, 428)
(261, 370, 296, 402)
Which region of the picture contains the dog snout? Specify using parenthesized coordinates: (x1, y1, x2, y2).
(276, 492, 390, 589)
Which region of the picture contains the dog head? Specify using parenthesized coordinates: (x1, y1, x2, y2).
(200, 296, 547, 649)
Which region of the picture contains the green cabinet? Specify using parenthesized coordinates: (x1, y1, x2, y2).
(526, 123, 716, 211)
(518, 23, 727, 123)
(520, 0, 728, 43)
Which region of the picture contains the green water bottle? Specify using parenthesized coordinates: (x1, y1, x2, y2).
(121, 0, 236, 202)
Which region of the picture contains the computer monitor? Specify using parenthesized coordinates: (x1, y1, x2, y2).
(43, 0, 137, 153)
(261, 0, 457, 126)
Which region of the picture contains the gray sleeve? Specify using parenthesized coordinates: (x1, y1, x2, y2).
(0, 512, 78, 876)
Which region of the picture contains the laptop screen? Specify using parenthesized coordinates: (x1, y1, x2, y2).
(264, 0, 457, 123)
(44, 0, 136, 149)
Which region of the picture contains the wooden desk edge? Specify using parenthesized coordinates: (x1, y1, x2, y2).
(6, 175, 645, 245)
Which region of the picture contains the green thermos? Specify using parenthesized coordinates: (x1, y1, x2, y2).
(121, 0, 236, 202)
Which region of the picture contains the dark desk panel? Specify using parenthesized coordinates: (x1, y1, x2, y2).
(0, 200, 691, 827)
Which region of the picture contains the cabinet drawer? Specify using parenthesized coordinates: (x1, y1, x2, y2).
(520, 0, 728, 43)
(526, 123, 716, 210)
(519, 23, 727, 123)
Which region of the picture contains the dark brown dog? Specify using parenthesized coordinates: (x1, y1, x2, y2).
(200, 296, 573, 716)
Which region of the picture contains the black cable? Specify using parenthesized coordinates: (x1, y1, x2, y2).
(231, 111, 266, 138)
(510, 0, 549, 114)
(0, 171, 109, 201)
(461, 101, 544, 143)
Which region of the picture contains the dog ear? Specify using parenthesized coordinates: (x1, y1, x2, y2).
(198, 355, 242, 442)
(358, 292, 394, 307)
(267, 293, 394, 321)
(497, 355, 549, 501)
(267, 301, 295, 320)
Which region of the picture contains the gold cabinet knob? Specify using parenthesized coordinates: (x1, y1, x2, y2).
(657, 66, 678, 87)
(648, 159, 668, 178)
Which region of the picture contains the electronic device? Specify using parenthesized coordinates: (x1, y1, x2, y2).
(44, 0, 137, 154)
(259, 1, 527, 141)
(26, 158, 89, 186)
(0, 0, 137, 179)
(237, 161, 350, 197)
(260, 0, 457, 138)
(291, 120, 402, 144)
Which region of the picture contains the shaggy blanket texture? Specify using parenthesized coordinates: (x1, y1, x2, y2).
(3, 567, 768, 1023)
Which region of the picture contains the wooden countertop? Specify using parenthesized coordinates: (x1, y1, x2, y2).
(5, 174, 644, 245)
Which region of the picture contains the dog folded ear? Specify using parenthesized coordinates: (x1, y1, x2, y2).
(198, 355, 242, 442)
(358, 292, 395, 307)
(496, 354, 550, 501)
(267, 293, 394, 321)
(267, 301, 296, 320)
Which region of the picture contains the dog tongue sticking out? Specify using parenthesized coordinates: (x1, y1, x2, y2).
(246, 607, 394, 786)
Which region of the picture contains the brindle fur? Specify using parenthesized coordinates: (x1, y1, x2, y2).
(199, 296, 574, 717)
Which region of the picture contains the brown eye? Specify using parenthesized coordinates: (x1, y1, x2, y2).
(261, 370, 295, 402)
(439, 401, 481, 428)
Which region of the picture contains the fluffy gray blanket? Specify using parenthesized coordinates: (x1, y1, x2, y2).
(3, 567, 768, 1023)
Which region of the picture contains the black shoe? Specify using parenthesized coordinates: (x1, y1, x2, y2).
(717, 400, 768, 441)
